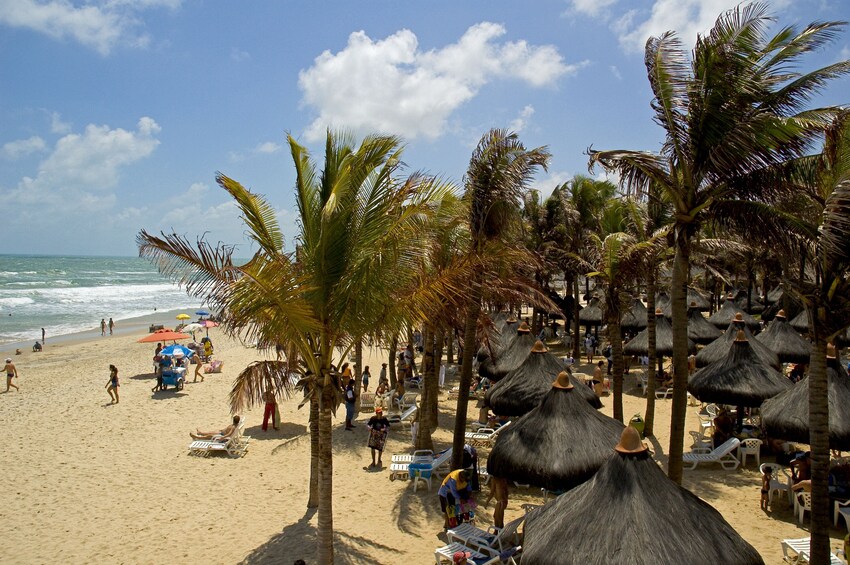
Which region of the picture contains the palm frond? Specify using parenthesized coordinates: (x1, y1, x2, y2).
(229, 360, 300, 416)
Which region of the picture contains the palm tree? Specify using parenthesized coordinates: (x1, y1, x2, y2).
(139, 131, 453, 564)
(451, 128, 550, 471)
(589, 3, 849, 483)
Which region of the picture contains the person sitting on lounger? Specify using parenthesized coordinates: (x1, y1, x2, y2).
(190, 415, 240, 441)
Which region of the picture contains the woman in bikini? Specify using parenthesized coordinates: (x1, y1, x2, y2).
(105, 364, 119, 403)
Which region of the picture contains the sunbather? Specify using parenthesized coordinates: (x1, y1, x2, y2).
(190, 415, 240, 441)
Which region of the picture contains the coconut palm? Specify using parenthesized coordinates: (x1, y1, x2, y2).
(139, 131, 454, 564)
(589, 3, 849, 483)
(451, 128, 550, 471)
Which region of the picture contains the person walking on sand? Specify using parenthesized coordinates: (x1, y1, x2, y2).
(191, 352, 204, 382)
(361, 365, 371, 393)
(108, 318, 114, 335)
(105, 364, 119, 403)
(101, 319, 106, 336)
(5, 358, 19, 392)
(366, 407, 390, 468)
(262, 388, 279, 431)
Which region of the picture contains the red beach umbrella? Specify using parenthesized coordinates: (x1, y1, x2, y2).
(137, 329, 191, 343)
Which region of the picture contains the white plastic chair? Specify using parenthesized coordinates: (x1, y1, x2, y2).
(794, 491, 812, 524)
(835, 499, 850, 532)
(738, 438, 762, 468)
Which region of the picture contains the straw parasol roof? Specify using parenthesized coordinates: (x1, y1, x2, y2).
(696, 316, 779, 369)
(755, 310, 812, 364)
(790, 309, 809, 333)
(766, 285, 784, 305)
(486, 371, 623, 492)
(659, 288, 710, 318)
(623, 311, 696, 357)
(578, 296, 603, 325)
(688, 331, 791, 407)
(522, 427, 764, 565)
(478, 330, 536, 382)
(686, 303, 722, 345)
(477, 313, 520, 362)
(620, 297, 648, 332)
(762, 350, 850, 450)
(485, 342, 602, 415)
(707, 296, 760, 331)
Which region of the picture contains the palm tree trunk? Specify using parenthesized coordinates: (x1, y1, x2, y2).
(415, 327, 435, 451)
(316, 373, 335, 564)
(308, 391, 319, 508)
(389, 334, 398, 388)
(644, 272, 658, 436)
(807, 311, 831, 564)
(572, 276, 581, 359)
(452, 280, 482, 470)
(608, 289, 624, 423)
(431, 328, 445, 428)
(668, 226, 691, 484)
(446, 331, 454, 364)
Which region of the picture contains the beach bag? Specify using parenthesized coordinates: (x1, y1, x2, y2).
(629, 414, 645, 438)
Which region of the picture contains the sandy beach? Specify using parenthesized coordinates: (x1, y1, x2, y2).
(0, 327, 846, 564)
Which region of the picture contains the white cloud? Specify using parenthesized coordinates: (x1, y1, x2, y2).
(570, 0, 618, 17)
(619, 0, 741, 52)
(2, 136, 46, 159)
(509, 105, 535, 133)
(3, 117, 160, 210)
(50, 111, 71, 134)
(255, 141, 281, 154)
(533, 171, 572, 200)
(230, 47, 250, 62)
(0, 0, 181, 55)
(299, 22, 581, 141)
(610, 65, 622, 80)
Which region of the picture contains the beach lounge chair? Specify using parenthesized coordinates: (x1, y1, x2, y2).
(188, 420, 249, 458)
(447, 515, 524, 557)
(388, 448, 451, 482)
(359, 392, 376, 412)
(465, 421, 512, 449)
(391, 449, 435, 464)
(479, 546, 521, 565)
(409, 448, 453, 492)
(655, 386, 673, 399)
(387, 405, 417, 429)
(396, 391, 419, 412)
(781, 537, 844, 564)
(434, 541, 489, 564)
(682, 437, 741, 470)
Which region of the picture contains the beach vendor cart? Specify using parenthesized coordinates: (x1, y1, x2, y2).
(159, 345, 192, 391)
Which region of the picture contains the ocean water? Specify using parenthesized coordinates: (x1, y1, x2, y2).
(0, 255, 201, 345)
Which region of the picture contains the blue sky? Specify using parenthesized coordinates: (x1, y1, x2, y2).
(1, 0, 848, 257)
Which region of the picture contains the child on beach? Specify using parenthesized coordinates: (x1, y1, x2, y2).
(4, 358, 19, 392)
(760, 468, 770, 511)
(361, 365, 371, 392)
(106, 364, 119, 403)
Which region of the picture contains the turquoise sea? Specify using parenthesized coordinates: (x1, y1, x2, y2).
(0, 255, 201, 345)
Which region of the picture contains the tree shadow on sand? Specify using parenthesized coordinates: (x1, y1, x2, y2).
(390, 479, 444, 537)
(240, 508, 397, 564)
(129, 371, 156, 381)
(245, 422, 306, 440)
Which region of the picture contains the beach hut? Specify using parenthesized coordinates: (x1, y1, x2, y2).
(521, 427, 764, 565)
(655, 291, 671, 316)
(485, 340, 602, 416)
(686, 302, 722, 345)
(623, 310, 696, 357)
(578, 296, 603, 335)
(486, 371, 623, 492)
(707, 295, 761, 331)
(660, 288, 710, 318)
(478, 322, 535, 381)
(790, 309, 810, 333)
(696, 314, 780, 369)
(477, 314, 519, 363)
(755, 310, 812, 364)
(762, 346, 850, 450)
(689, 331, 791, 429)
(620, 297, 648, 332)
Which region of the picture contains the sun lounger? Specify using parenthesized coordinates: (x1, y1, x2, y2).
(465, 421, 512, 449)
(391, 449, 434, 464)
(188, 420, 249, 457)
(781, 537, 844, 564)
(434, 541, 489, 564)
(390, 448, 452, 491)
(387, 405, 417, 428)
(682, 437, 740, 470)
(447, 515, 523, 557)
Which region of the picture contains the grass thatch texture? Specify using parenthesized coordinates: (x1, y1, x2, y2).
(755, 316, 812, 364)
(623, 315, 695, 357)
(485, 352, 602, 416)
(478, 332, 536, 381)
(696, 321, 779, 369)
(620, 297, 648, 331)
(522, 451, 764, 564)
(486, 386, 623, 491)
(578, 296, 603, 324)
(477, 318, 521, 363)
(762, 359, 850, 450)
(790, 309, 809, 333)
(686, 307, 722, 345)
(707, 299, 761, 331)
(688, 339, 791, 407)
(766, 285, 783, 304)
(687, 287, 711, 311)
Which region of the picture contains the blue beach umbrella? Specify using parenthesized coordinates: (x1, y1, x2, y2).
(160, 344, 193, 358)
(196, 310, 210, 317)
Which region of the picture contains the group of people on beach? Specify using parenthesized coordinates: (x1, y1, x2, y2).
(100, 318, 114, 336)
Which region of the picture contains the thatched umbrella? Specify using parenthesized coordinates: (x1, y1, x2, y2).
(696, 315, 780, 369)
(689, 331, 791, 429)
(655, 291, 671, 317)
(578, 296, 603, 334)
(522, 427, 764, 565)
(762, 346, 850, 450)
(620, 297, 648, 332)
(707, 295, 761, 331)
(623, 310, 696, 357)
(790, 309, 809, 333)
(477, 314, 519, 363)
(485, 340, 602, 416)
(766, 285, 784, 305)
(486, 371, 623, 492)
(686, 302, 722, 345)
(755, 310, 812, 364)
(687, 287, 711, 312)
(478, 322, 535, 381)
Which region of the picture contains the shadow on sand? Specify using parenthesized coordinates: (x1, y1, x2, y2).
(245, 422, 306, 440)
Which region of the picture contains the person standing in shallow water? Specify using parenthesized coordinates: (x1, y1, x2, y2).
(108, 318, 114, 335)
(101, 319, 106, 336)
(41, 327, 45, 344)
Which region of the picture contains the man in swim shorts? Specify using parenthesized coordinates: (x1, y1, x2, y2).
(5, 358, 19, 392)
